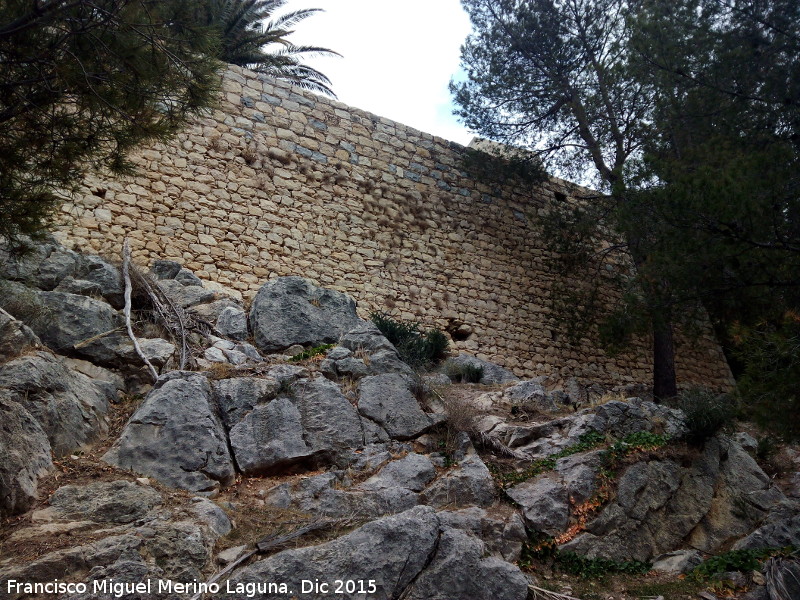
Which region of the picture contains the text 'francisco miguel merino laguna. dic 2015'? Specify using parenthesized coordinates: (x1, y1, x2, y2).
(4, 578, 302, 598)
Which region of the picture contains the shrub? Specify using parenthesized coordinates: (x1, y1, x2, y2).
(370, 312, 449, 369)
(676, 387, 737, 446)
(445, 362, 484, 383)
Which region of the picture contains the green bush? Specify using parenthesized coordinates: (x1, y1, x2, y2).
(370, 312, 449, 369)
(689, 548, 793, 582)
(445, 362, 484, 383)
(675, 387, 737, 446)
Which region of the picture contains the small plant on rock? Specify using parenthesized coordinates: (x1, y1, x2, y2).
(370, 312, 448, 369)
(675, 387, 737, 446)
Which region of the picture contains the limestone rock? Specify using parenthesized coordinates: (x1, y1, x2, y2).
(0, 399, 53, 518)
(156, 279, 215, 308)
(216, 306, 249, 340)
(421, 454, 496, 508)
(212, 376, 280, 429)
(506, 476, 570, 536)
(338, 322, 414, 376)
(399, 528, 529, 600)
(48, 480, 162, 524)
(357, 373, 433, 440)
(103, 372, 235, 492)
(229, 396, 317, 475)
(226, 506, 528, 600)
(357, 453, 436, 493)
(651, 550, 704, 574)
(249, 276, 362, 352)
(0, 351, 110, 456)
(733, 500, 800, 550)
(0, 307, 41, 362)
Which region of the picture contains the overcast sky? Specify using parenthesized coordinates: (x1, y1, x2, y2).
(281, 0, 475, 145)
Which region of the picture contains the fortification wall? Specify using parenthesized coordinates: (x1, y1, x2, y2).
(58, 66, 733, 389)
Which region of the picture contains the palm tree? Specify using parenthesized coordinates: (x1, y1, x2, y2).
(199, 0, 339, 97)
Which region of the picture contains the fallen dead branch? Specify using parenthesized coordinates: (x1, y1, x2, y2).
(122, 239, 158, 382)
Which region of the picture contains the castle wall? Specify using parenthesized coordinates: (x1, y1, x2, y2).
(58, 66, 733, 389)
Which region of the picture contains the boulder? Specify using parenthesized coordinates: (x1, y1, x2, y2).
(421, 454, 496, 509)
(48, 480, 162, 524)
(156, 279, 215, 308)
(0, 307, 41, 362)
(651, 549, 704, 574)
(249, 276, 363, 352)
(357, 373, 434, 440)
(212, 376, 280, 429)
(338, 322, 414, 376)
(150, 259, 182, 280)
(438, 507, 528, 563)
(442, 353, 519, 385)
(226, 506, 528, 600)
(0, 399, 53, 518)
(103, 372, 235, 492)
(0, 351, 110, 455)
(216, 306, 249, 340)
(73, 254, 124, 308)
(506, 476, 570, 536)
(229, 377, 364, 475)
(229, 397, 318, 475)
(733, 500, 800, 550)
(0, 238, 80, 290)
(398, 528, 529, 600)
(290, 376, 365, 459)
(357, 453, 436, 493)
(560, 436, 785, 561)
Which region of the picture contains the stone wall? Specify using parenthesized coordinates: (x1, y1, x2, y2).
(57, 66, 733, 389)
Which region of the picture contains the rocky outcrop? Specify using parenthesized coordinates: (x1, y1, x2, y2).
(357, 373, 434, 440)
(249, 276, 363, 352)
(226, 506, 529, 600)
(0, 399, 53, 518)
(103, 372, 235, 492)
(0, 351, 111, 456)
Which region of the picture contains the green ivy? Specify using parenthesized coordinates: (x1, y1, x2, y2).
(521, 542, 651, 579)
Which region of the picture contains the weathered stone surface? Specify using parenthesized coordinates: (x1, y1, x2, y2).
(76, 254, 124, 308)
(0, 239, 80, 290)
(438, 507, 528, 563)
(733, 500, 800, 550)
(249, 276, 362, 352)
(291, 376, 364, 458)
(555, 449, 603, 504)
(357, 453, 436, 493)
(0, 307, 41, 362)
(0, 399, 53, 518)
(506, 476, 570, 536)
(156, 279, 216, 308)
(338, 322, 414, 376)
(226, 506, 527, 600)
(443, 353, 519, 385)
(212, 376, 280, 429)
(188, 297, 241, 323)
(189, 497, 232, 537)
(561, 436, 785, 561)
(216, 306, 249, 340)
(229, 397, 316, 475)
(150, 259, 182, 280)
(48, 480, 162, 524)
(357, 373, 433, 440)
(0, 351, 110, 456)
(103, 372, 235, 492)
(400, 528, 529, 600)
(27, 291, 124, 357)
(230, 376, 365, 476)
(421, 454, 495, 509)
(587, 398, 687, 438)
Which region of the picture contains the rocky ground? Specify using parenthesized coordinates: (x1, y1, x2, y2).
(0, 237, 799, 600)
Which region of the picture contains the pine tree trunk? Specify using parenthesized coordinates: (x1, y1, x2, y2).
(652, 318, 678, 401)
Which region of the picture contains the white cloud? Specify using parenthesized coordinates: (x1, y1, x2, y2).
(281, 0, 475, 144)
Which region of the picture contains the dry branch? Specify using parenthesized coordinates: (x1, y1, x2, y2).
(122, 239, 158, 382)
